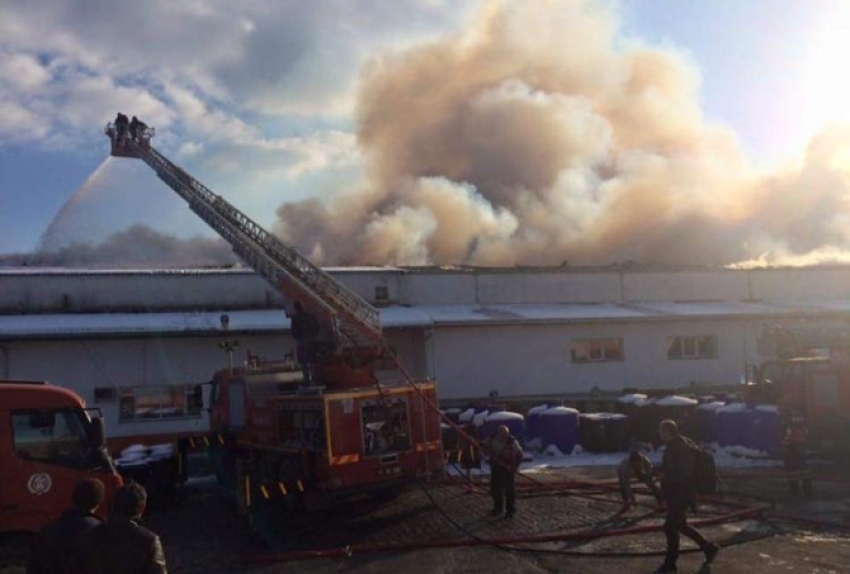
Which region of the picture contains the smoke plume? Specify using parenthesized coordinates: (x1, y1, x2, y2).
(10, 225, 238, 269)
(273, 0, 850, 267)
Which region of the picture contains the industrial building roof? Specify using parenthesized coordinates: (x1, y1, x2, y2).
(0, 299, 845, 340)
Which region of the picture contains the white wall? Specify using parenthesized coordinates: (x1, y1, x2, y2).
(430, 319, 757, 400)
(3, 330, 420, 439)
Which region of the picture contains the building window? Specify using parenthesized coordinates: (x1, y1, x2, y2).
(667, 336, 717, 360)
(570, 339, 624, 363)
(374, 286, 389, 302)
(118, 385, 203, 422)
(93, 387, 116, 403)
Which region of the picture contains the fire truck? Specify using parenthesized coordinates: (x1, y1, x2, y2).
(746, 324, 850, 457)
(105, 122, 443, 512)
(0, 381, 122, 573)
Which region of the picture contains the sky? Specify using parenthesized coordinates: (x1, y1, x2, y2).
(3, 0, 850, 267)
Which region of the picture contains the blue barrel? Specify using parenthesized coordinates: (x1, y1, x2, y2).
(607, 413, 631, 452)
(526, 404, 549, 439)
(748, 405, 782, 455)
(715, 404, 753, 447)
(483, 411, 525, 445)
(539, 407, 580, 454)
(696, 402, 725, 444)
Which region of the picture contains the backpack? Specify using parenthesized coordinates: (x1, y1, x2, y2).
(690, 441, 719, 495)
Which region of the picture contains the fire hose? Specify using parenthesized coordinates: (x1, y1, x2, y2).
(245, 347, 810, 564)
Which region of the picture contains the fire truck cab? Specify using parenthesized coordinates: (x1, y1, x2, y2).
(0, 381, 122, 570)
(209, 359, 441, 512)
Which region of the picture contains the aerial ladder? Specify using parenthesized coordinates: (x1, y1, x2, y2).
(105, 123, 384, 385)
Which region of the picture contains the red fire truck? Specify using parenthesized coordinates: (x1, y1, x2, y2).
(746, 325, 850, 457)
(105, 123, 443, 513)
(0, 381, 122, 572)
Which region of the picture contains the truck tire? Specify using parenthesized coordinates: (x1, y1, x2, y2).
(0, 537, 29, 574)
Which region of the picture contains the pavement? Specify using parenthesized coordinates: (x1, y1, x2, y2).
(145, 466, 850, 574)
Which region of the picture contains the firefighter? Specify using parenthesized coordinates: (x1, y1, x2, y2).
(114, 112, 129, 141)
(616, 450, 663, 514)
(783, 413, 812, 496)
(485, 425, 523, 518)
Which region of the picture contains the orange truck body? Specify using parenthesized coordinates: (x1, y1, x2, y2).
(209, 364, 442, 507)
(0, 381, 123, 536)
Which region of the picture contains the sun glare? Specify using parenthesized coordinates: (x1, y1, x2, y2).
(801, 11, 850, 129)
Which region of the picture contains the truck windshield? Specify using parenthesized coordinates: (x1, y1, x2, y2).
(12, 409, 94, 469)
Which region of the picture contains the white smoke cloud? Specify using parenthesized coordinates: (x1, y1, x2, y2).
(271, 0, 850, 268)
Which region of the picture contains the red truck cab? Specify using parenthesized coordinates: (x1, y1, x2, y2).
(0, 381, 122, 537)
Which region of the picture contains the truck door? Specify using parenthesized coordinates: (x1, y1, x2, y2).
(1, 409, 89, 533)
(229, 383, 246, 429)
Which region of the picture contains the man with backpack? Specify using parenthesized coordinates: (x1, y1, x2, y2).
(654, 420, 720, 573)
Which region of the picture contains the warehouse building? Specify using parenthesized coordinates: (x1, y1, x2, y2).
(2, 265, 850, 440)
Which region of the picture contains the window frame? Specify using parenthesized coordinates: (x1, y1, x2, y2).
(667, 335, 718, 361)
(570, 338, 625, 364)
(118, 384, 204, 423)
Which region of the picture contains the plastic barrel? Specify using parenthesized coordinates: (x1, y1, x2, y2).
(539, 407, 580, 454)
(483, 411, 526, 445)
(606, 413, 631, 452)
(631, 398, 658, 444)
(749, 405, 782, 455)
(579, 413, 607, 453)
(715, 403, 753, 447)
(526, 404, 549, 439)
(696, 402, 725, 444)
(655, 395, 699, 438)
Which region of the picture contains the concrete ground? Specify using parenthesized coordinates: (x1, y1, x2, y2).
(146, 466, 850, 574)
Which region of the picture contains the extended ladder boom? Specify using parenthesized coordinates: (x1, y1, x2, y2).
(104, 124, 382, 347)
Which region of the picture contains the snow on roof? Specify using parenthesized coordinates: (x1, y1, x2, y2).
(5, 297, 850, 339)
(618, 393, 647, 404)
(487, 411, 524, 422)
(656, 395, 698, 407)
(0, 306, 433, 339)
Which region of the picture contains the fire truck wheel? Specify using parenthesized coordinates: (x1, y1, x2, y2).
(234, 458, 250, 518)
(0, 537, 29, 574)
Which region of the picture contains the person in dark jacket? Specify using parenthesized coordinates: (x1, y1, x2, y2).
(485, 425, 523, 518)
(114, 112, 129, 140)
(616, 450, 662, 514)
(654, 420, 719, 573)
(290, 301, 321, 383)
(27, 478, 105, 574)
(70, 482, 167, 574)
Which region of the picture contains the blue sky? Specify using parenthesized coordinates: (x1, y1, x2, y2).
(3, 0, 850, 265)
